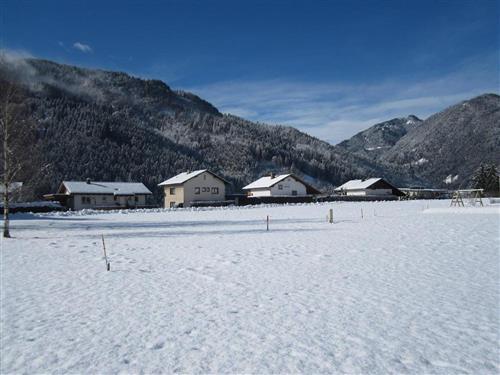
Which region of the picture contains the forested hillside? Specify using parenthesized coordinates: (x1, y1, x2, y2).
(1, 55, 498, 203)
(0, 56, 381, 202)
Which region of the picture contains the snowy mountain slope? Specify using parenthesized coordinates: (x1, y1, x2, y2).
(337, 115, 423, 160)
(380, 93, 500, 187)
(337, 94, 499, 187)
(0, 54, 497, 198)
(0, 56, 381, 201)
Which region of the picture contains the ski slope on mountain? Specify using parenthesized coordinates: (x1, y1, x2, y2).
(1, 201, 499, 373)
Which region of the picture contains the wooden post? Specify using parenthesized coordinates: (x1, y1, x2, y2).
(101, 234, 110, 271)
(266, 215, 269, 231)
(328, 208, 333, 224)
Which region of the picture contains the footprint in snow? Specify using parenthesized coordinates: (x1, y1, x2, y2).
(151, 342, 164, 350)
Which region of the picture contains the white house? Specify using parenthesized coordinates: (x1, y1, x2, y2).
(334, 178, 403, 197)
(44, 180, 152, 210)
(242, 173, 321, 197)
(158, 170, 228, 208)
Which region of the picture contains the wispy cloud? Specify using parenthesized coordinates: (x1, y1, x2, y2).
(187, 55, 498, 144)
(73, 42, 93, 53)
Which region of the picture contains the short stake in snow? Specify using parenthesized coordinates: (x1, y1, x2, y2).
(329, 208, 333, 224)
(361, 208, 364, 219)
(266, 215, 269, 231)
(101, 234, 110, 271)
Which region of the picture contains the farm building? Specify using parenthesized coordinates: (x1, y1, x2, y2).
(243, 173, 321, 197)
(44, 180, 152, 210)
(335, 178, 404, 197)
(158, 170, 228, 208)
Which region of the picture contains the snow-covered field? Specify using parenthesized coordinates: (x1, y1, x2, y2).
(1, 200, 499, 374)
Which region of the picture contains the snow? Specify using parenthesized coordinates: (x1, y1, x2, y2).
(158, 170, 208, 186)
(413, 157, 429, 166)
(61, 181, 152, 195)
(1, 200, 499, 373)
(335, 178, 381, 191)
(444, 174, 459, 184)
(365, 146, 390, 151)
(242, 174, 291, 190)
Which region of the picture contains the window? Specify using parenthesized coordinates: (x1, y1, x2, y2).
(170, 201, 176, 208)
(292, 190, 298, 196)
(81, 196, 91, 204)
(211, 187, 219, 194)
(169, 188, 176, 195)
(278, 184, 283, 190)
(134, 196, 138, 202)
(195, 187, 200, 194)
(202, 187, 209, 192)
(102, 196, 107, 201)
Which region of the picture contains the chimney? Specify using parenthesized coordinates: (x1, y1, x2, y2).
(269, 172, 276, 179)
(86, 178, 91, 184)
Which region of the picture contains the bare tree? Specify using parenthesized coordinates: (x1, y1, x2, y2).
(0, 80, 38, 237)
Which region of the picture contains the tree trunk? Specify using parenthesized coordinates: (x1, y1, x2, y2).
(3, 114, 9, 238)
(3, 183, 9, 238)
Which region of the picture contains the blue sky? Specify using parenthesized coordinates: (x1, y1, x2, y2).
(1, 0, 498, 143)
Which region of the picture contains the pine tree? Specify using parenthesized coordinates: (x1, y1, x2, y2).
(471, 164, 499, 196)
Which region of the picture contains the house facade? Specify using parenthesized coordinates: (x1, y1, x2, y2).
(242, 173, 321, 197)
(158, 170, 227, 208)
(44, 180, 152, 210)
(334, 178, 404, 197)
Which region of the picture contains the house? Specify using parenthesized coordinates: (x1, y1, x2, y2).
(334, 178, 404, 197)
(242, 173, 321, 197)
(158, 170, 228, 208)
(44, 180, 152, 210)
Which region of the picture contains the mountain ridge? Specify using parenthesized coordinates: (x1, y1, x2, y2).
(1, 55, 384, 201)
(0, 54, 498, 201)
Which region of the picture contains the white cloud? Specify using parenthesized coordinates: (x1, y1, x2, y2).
(187, 56, 498, 145)
(73, 42, 93, 53)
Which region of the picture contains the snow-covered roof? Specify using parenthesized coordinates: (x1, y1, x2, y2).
(335, 178, 382, 191)
(242, 174, 292, 190)
(60, 181, 152, 195)
(158, 170, 228, 186)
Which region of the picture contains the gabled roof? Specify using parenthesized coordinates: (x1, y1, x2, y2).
(59, 181, 152, 195)
(243, 173, 322, 194)
(335, 178, 382, 191)
(158, 169, 229, 186)
(242, 174, 291, 190)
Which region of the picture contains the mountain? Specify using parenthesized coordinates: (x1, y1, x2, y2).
(337, 115, 423, 160)
(338, 94, 500, 188)
(1, 55, 497, 201)
(0, 56, 381, 202)
(379, 94, 500, 187)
